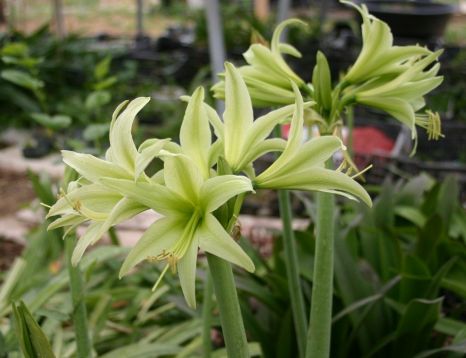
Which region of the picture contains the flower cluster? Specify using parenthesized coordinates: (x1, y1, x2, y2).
(48, 63, 371, 308)
(213, 0, 444, 146)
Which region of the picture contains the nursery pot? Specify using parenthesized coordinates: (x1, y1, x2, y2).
(356, 1, 456, 39)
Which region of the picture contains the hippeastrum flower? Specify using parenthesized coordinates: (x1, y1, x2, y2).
(347, 49, 443, 141)
(219, 62, 313, 173)
(47, 97, 172, 264)
(255, 81, 372, 206)
(100, 153, 255, 308)
(341, 0, 434, 84)
(212, 19, 309, 107)
(337, 1, 443, 146)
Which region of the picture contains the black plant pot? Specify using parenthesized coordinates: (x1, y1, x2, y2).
(356, 1, 456, 39)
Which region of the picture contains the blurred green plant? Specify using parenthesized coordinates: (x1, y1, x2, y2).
(236, 174, 466, 357)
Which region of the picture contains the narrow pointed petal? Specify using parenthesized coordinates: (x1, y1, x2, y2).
(199, 214, 255, 272)
(62, 151, 131, 182)
(256, 82, 304, 179)
(204, 102, 224, 140)
(47, 184, 122, 218)
(246, 101, 313, 152)
(223, 62, 254, 169)
(177, 238, 199, 308)
(109, 100, 129, 133)
(163, 154, 203, 204)
(256, 167, 372, 207)
(180, 87, 211, 177)
(120, 216, 184, 277)
(110, 97, 150, 173)
(272, 136, 343, 177)
(200, 175, 253, 213)
(47, 214, 86, 231)
(90, 198, 146, 246)
(71, 222, 103, 265)
(99, 178, 192, 215)
(357, 96, 415, 133)
(239, 138, 286, 169)
(135, 138, 169, 180)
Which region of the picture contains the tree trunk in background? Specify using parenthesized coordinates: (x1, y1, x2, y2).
(0, 0, 6, 24)
(52, 0, 66, 38)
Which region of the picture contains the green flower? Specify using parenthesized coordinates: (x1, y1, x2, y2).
(341, 0, 434, 84)
(100, 154, 254, 308)
(340, 1, 443, 143)
(47, 98, 171, 264)
(215, 63, 371, 206)
(212, 19, 308, 107)
(254, 81, 371, 206)
(218, 62, 313, 173)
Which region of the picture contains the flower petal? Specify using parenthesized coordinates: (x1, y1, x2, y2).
(200, 175, 253, 213)
(256, 167, 372, 207)
(223, 62, 254, 170)
(71, 222, 103, 265)
(199, 214, 254, 272)
(177, 238, 199, 308)
(47, 183, 122, 218)
(119, 216, 184, 277)
(99, 178, 192, 215)
(62, 150, 131, 183)
(180, 87, 211, 178)
(135, 138, 170, 180)
(162, 154, 203, 205)
(109, 97, 150, 173)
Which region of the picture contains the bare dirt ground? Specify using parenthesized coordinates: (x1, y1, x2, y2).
(0, 169, 34, 271)
(0, 169, 35, 217)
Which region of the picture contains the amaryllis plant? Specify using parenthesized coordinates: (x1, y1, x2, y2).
(47, 1, 444, 357)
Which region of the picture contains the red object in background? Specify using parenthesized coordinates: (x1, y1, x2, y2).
(352, 127, 395, 155)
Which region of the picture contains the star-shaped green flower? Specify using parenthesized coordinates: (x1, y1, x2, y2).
(101, 153, 255, 308)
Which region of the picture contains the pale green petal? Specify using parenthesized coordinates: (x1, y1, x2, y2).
(67, 200, 141, 253)
(357, 96, 415, 133)
(256, 82, 303, 179)
(244, 45, 292, 83)
(99, 178, 192, 215)
(120, 216, 184, 277)
(256, 167, 372, 207)
(204, 102, 224, 140)
(239, 138, 286, 169)
(200, 175, 253, 213)
(47, 183, 122, 218)
(180, 87, 211, 178)
(62, 150, 131, 182)
(278, 43, 302, 58)
(135, 138, 169, 180)
(208, 140, 224, 167)
(110, 97, 150, 173)
(246, 102, 312, 150)
(109, 100, 129, 133)
(163, 154, 203, 204)
(177, 238, 199, 308)
(199, 214, 254, 272)
(47, 214, 87, 231)
(224, 62, 254, 170)
(71, 222, 103, 265)
(271, 136, 343, 177)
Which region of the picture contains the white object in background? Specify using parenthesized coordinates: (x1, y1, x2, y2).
(188, 0, 204, 9)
